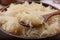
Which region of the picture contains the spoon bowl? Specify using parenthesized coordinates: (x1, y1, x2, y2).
(19, 10, 60, 27)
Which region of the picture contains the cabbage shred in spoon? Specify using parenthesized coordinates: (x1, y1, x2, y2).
(19, 10, 60, 27)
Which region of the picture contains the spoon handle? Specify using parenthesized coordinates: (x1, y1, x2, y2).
(43, 10, 60, 21)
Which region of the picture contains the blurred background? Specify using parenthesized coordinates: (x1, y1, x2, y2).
(0, 0, 60, 5)
(0, 0, 60, 11)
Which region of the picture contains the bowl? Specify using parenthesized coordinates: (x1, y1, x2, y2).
(0, 1, 60, 39)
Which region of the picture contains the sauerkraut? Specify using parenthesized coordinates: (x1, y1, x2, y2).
(0, 1, 59, 38)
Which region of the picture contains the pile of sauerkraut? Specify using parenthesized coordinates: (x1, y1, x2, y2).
(0, 1, 60, 38)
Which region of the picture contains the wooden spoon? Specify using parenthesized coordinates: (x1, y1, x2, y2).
(19, 10, 60, 27)
(43, 10, 60, 21)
